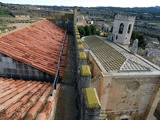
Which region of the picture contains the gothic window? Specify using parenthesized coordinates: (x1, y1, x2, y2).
(119, 23, 124, 34)
(127, 24, 132, 34)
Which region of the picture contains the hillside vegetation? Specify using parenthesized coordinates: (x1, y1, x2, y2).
(0, 7, 13, 17)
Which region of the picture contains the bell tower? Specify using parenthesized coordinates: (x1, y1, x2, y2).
(112, 14, 136, 45)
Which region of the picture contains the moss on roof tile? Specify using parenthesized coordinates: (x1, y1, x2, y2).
(80, 65, 91, 76)
(83, 88, 100, 109)
(79, 52, 86, 59)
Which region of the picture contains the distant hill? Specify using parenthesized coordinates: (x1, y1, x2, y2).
(129, 6, 160, 12)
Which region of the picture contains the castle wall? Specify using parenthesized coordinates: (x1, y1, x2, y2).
(74, 24, 101, 120)
(87, 51, 103, 100)
(0, 53, 54, 82)
(87, 51, 101, 77)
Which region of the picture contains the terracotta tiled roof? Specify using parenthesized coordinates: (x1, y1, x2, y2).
(0, 77, 60, 120)
(0, 20, 67, 77)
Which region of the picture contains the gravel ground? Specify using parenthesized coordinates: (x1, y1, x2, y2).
(55, 34, 79, 120)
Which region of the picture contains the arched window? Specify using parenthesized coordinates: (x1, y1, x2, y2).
(127, 24, 132, 34)
(116, 35, 118, 40)
(111, 36, 114, 42)
(119, 23, 124, 34)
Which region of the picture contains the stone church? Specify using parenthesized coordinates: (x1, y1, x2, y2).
(81, 14, 160, 120)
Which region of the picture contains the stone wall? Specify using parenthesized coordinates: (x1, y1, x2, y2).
(84, 45, 160, 119)
(82, 88, 101, 120)
(74, 24, 101, 120)
(92, 71, 160, 119)
(0, 53, 54, 82)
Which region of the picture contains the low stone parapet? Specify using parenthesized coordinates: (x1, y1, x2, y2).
(82, 88, 101, 120)
(77, 44, 84, 52)
(80, 65, 91, 88)
(78, 52, 87, 69)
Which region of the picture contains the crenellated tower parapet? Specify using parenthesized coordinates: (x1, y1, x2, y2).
(115, 14, 136, 22)
(109, 14, 136, 45)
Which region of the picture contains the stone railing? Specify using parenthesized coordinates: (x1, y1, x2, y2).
(74, 24, 101, 120)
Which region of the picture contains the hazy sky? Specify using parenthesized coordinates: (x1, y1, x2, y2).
(1, 0, 160, 7)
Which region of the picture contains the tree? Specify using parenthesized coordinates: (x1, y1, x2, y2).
(90, 25, 96, 35)
(84, 25, 91, 36)
(77, 25, 100, 38)
(78, 26, 85, 37)
(96, 30, 100, 36)
(139, 14, 144, 19)
(103, 32, 108, 37)
(131, 30, 146, 49)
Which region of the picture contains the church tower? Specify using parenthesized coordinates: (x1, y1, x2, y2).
(112, 14, 135, 45)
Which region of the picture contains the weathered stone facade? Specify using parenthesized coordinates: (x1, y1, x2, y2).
(83, 35, 160, 120)
(111, 15, 135, 45)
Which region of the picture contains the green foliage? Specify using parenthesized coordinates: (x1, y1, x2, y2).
(78, 26, 85, 37)
(84, 25, 91, 36)
(0, 8, 12, 17)
(103, 32, 108, 37)
(0, 20, 4, 24)
(96, 30, 100, 36)
(0, 27, 6, 31)
(78, 25, 100, 37)
(90, 25, 96, 35)
(131, 30, 146, 49)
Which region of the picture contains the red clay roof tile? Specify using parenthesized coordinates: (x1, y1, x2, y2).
(0, 78, 60, 120)
(0, 20, 67, 77)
